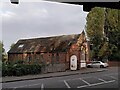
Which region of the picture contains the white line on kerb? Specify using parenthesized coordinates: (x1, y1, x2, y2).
(64, 80, 71, 88)
(41, 83, 44, 90)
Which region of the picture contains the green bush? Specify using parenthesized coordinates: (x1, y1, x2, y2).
(2, 64, 15, 76)
(2, 63, 42, 77)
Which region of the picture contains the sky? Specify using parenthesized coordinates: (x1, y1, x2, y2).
(1, 0, 88, 52)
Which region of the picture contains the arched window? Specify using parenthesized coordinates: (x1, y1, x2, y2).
(56, 53, 59, 63)
(51, 53, 54, 65)
(27, 55, 31, 63)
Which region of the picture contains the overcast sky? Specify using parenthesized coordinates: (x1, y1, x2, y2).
(1, 0, 88, 52)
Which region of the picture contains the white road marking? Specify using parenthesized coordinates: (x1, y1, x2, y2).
(98, 78, 107, 83)
(59, 72, 118, 83)
(109, 76, 117, 79)
(77, 80, 115, 88)
(79, 78, 91, 86)
(41, 83, 44, 90)
(64, 80, 71, 88)
(106, 80, 116, 83)
(91, 80, 115, 86)
(77, 85, 88, 88)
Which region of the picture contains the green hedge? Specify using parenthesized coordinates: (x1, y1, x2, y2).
(2, 64, 42, 77)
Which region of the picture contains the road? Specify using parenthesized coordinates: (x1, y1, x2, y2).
(2, 67, 119, 89)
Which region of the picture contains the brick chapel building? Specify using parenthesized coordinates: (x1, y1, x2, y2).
(8, 31, 90, 72)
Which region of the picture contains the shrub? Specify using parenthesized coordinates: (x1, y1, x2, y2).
(2, 63, 42, 77)
(2, 64, 15, 76)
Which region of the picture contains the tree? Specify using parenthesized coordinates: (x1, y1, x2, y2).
(105, 8, 120, 60)
(0, 41, 6, 62)
(10, 43, 15, 49)
(86, 7, 105, 60)
(0, 41, 2, 61)
(86, 7, 119, 61)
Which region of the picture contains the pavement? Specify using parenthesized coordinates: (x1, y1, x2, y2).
(2, 68, 108, 83)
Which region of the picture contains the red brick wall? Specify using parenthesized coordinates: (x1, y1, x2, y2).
(42, 52, 66, 64)
(8, 43, 90, 70)
(59, 53, 66, 63)
(8, 54, 24, 63)
(68, 44, 81, 69)
(9, 52, 67, 64)
(43, 53, 51, 64)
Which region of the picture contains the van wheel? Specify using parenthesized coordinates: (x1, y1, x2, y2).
(100, 65, 104, 68)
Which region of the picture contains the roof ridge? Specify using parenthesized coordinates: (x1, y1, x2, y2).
(19, 33, 80, 41)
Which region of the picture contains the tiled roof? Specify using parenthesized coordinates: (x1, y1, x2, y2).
(8, 34, 81, 53)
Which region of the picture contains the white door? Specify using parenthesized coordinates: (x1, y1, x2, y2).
(70, 55, 77, 70)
